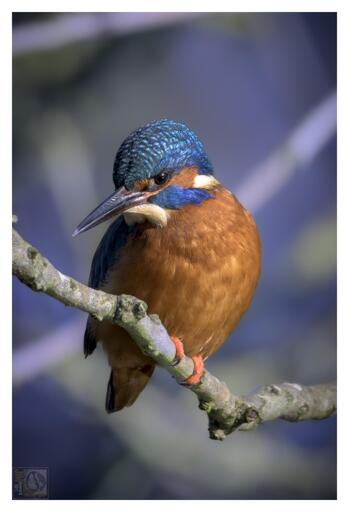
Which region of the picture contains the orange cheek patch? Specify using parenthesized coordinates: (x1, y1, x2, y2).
(170, 166, 199, 187)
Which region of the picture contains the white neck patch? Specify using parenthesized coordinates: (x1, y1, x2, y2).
(193, 174, 219, 190)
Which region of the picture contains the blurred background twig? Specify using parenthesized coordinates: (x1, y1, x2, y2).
(237, 92, 336, 212)
(13, 13, 203, 56)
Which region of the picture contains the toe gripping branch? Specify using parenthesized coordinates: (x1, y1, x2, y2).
(170, 336, 205, 386)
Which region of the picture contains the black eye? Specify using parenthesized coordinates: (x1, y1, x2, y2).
(154, 171, 170, 186)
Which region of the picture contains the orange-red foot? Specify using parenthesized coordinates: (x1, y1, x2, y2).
(170, 336, 205, 386)
(171, 336, 185, 365)
(185, 355, 204, 386)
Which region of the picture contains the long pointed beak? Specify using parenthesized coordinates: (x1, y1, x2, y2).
(72, 186, 148, 237)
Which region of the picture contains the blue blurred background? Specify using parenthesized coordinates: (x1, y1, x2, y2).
(12, 12, 336, 499)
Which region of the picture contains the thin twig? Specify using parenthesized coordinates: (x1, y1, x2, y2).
(12, 225, 336, 440)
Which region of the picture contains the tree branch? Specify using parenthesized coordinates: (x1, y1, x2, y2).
(12, 223, 336, 440)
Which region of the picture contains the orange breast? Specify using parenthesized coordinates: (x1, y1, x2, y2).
(96, 187, 261, 367)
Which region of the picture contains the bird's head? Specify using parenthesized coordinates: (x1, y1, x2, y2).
(73, 119, 219, 236)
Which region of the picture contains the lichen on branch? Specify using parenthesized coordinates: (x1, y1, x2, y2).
(12, 225, 336, 440)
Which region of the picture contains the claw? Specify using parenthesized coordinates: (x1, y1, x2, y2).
(170, 336, 185, 366)
(170, 336, 205, 386)
(185, 355, 204, 386)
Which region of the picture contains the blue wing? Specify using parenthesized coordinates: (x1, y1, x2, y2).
(84, 216, 132, 357)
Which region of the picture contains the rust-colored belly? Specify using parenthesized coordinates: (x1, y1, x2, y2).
(97, 188, 261, 365)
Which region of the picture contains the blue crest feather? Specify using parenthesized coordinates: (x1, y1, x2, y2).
(113, 119, 213, 189)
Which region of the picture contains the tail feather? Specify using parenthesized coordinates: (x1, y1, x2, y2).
(84, 317, 97, 358)
(105, 365, 155, 413)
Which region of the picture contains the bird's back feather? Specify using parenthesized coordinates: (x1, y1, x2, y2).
(83, 217, 132, 357)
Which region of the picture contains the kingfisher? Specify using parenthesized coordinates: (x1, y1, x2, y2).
(74, 120, 261, 412)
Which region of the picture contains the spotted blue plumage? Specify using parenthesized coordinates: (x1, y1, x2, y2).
(113, 119, 213, 190)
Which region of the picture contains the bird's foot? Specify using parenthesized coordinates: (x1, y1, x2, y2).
(170, 336, 205, 386)
(184, 355, 204, 386)
(170, 336, 185, 365)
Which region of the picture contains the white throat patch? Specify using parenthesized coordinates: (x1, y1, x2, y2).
(123, 203, 170, 228)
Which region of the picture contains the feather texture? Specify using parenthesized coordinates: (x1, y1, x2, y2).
(113, 120, 213, 189)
